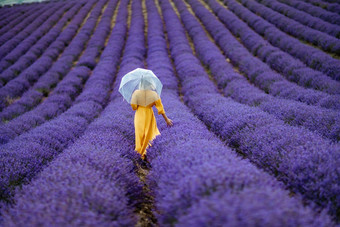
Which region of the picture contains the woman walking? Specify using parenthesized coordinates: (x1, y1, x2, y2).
(119, 68, 173, 160)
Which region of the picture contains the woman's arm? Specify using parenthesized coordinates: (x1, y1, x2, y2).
(155, 98, 173, 127)
(161, 112, 173, 127)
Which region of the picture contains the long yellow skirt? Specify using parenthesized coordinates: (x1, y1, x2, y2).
(131, 98, 165, 158)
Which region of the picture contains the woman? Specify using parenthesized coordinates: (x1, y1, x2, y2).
(131, 81, 173, 160)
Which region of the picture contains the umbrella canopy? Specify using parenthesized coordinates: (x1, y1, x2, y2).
(119, 68, 163, 107)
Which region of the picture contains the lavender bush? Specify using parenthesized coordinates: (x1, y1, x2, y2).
(204, 0, 340, 95)
(277, 0, 340, 25)
(1, 58, 140, 225)
(183, 0, 340, 110)
(0, 0, 97, 109)
(159, 0, 340, 221)
(235, 0, 340, 54)
(172, 0, 340, 142)
(0, 2, 60, 57)
(0, 0, 116, 143)
(144, 0, 335, 225)
(0, 5, 36, 36)
(0, 4, 49, 45)
(1, 56, 140, 225)
(0, 0, 116, 122)
(254, 0, 340, 38)
(0, 2, 79, 74)
(301, 0, 340, 14)
(221, 0, 340, 80)
(0, 0, 339, 225)
(0, 0, 126, 206)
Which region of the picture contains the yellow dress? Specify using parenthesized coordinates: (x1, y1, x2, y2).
(131, 98, 165, 158)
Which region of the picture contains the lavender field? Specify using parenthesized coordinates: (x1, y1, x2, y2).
(0, 0, 339, 226)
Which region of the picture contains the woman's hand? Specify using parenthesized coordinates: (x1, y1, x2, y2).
(161, 113, 173, 127)
(166, 118, 173, 127)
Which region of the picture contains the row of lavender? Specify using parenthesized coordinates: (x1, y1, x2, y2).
(0, 1, 141, 225)
(0, 0, 339, 224)
(1, 0, 334, 224)
(146, 0, 335, 225)
(0, 1, 79, 85)
(0, 0, 119, 211)
(157, 0, 340, 221)
(300, 0, 340, 14)
(3, 0, 339, 120)
(0, 2, 83, 110)
(0, 2, 45, 36)
(0, 1, 78, 75)
(253, 0, 340, 38)
(0, 0, 91, 111)
(212, 0, 340, 110)
(0, 5, 25, 26)
(0, 0, 113, 144)
(172, 0, 340, 144)
(191, 0, 340, 112)
(0, 2, 54, 49)
(203, 0, 340, 96)
(1, 0, 338, 122)
(50, 0, 335, 224)
(235, 0, 340, 55)
(221, 0, 340, 80)
(278, 0, 340, 25)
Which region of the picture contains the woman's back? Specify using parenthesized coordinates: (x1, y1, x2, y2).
(131, 89, 160, 107)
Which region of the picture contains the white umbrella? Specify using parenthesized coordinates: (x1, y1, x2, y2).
(119, 68, 163, 106)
